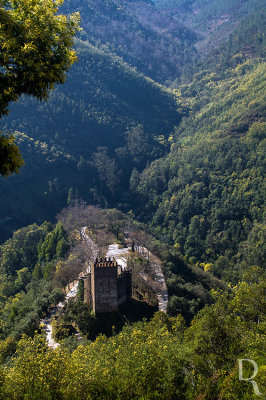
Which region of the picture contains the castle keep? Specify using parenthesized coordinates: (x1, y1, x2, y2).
(80, 258, 132, 313)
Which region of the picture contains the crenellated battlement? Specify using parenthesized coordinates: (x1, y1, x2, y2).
(117, 269, 131, 278)
(94, 257, 117, 268)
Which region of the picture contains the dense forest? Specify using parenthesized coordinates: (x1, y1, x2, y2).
(133, 11, 266, 282)
(154, 0, 265, 53)
(61, 0, 198, 83)
(0, 0, 265, 398)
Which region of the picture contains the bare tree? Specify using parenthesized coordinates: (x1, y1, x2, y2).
(57, 202, 104, 236)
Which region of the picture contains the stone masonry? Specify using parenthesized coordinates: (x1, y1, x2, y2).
(80, 257, 132, 313)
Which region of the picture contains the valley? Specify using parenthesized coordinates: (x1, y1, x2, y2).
(0, 0, 265, 398)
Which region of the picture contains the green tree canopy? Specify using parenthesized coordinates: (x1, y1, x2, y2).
(0, 0, 79, 175)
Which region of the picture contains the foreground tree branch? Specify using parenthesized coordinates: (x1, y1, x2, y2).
(0, 0, 80, 176)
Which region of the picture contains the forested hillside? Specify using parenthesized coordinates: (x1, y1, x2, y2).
(0, 39, 182, 242)
(1, 1, 265, 272)
(154, 0, 265, 54)
(177, 9, 266, 83)
(61, 0, 198, 84)
(0, 1, 265, 398)
(133, 13, 266, 281)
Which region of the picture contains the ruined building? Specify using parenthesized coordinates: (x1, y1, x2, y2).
(80, 258, 132, 313)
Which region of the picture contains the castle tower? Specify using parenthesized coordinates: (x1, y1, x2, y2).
(91, 258, 119, 313)
(83, 257, 132, 314)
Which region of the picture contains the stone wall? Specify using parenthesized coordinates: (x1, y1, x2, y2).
(83, 273, 92, 305)
(118, 270, 132, 305)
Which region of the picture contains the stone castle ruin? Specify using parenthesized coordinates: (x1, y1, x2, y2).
(80, 258, 132, 313)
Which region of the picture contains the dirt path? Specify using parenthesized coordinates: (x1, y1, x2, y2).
(135, 245, 168, 312)
(41, 229, 98, 348)
(106, 242, 168, 312)
(106, 243, 131, 269)
(40, 283, 79, 349)
(81, 227, 99, 271)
